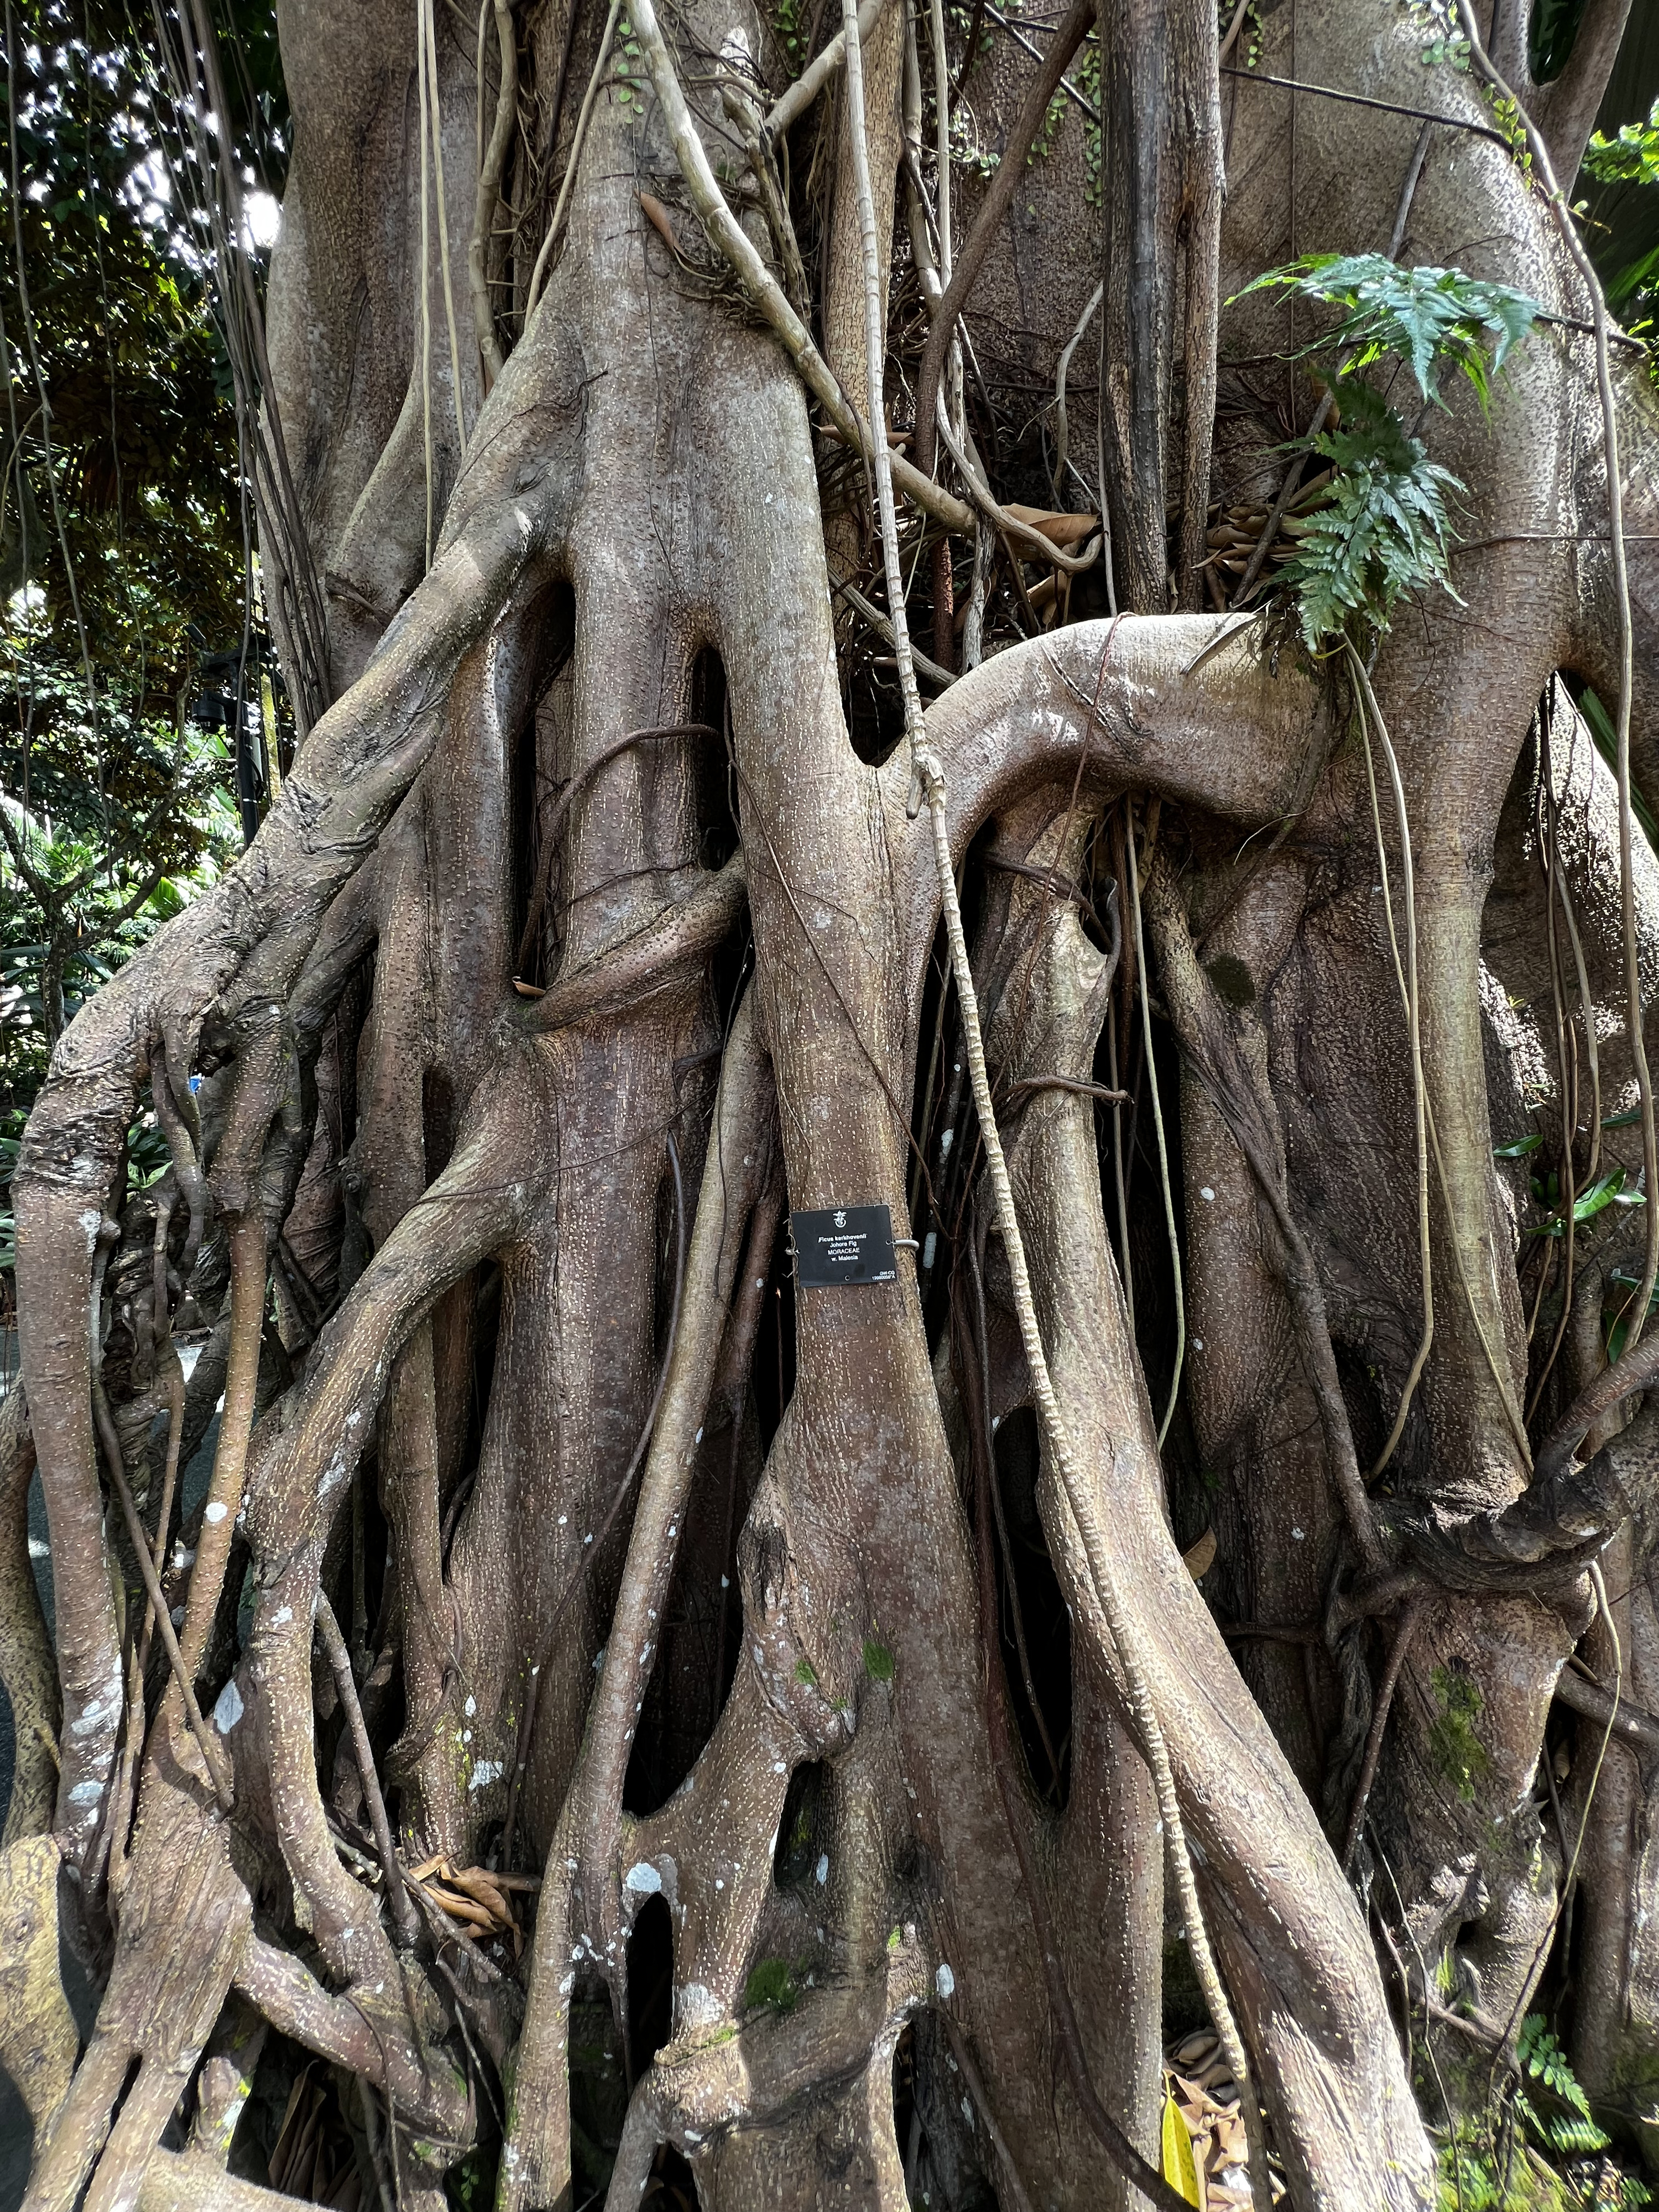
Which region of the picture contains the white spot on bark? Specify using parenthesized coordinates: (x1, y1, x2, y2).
(922, 1232, 937, 1270)
(938, 1129, 954, 1159)
(1200, 1186, 1215, 1202)
(69, 1781, 103, 1803)
(204, 1501, 228, 1524)
(468, 1761, 503, 1790)
(214, 1679, 243, 1732)
(936, 1963, 955, 1999)
(465, 1696, 476, 1716)
(273, 1606, 292, 1626)
(816, 1854, 828, 1885)
(559, 1974, 575, 1996)
(624, 1861, 662, 1895)
(677, 1983, 720, 2030)
(1292, 1526, 1305, 1540)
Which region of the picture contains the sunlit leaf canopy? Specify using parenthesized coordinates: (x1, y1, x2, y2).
(1, 2, 286, 1142)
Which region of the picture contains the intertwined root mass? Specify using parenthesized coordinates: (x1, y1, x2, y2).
(9, 0, 1659, 2208)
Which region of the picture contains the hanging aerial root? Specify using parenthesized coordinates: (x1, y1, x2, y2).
(314, 1593, 420, 1947)
(982, 868, 1434, 2208)
(957, 1234, 1188, 2212)
(1454, 0, 1659, 1362)
(468, 0, 517, 386)
(0, 1389, 57, 1845)
(505, 996, 774, 2210)
(238, 1119, 532, 1989)
(14, 487, 559, 1858)
(1141, 852, 1384, 1575)
(623, 0, 979, 540)
(833, 0, 1271, 2180)
(0, 1834, 78, 2146)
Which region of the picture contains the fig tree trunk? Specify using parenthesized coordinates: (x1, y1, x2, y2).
(7, 0, 1659, 2207)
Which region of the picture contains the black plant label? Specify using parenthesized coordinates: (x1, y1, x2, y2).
(791, 1206, 898, 1288)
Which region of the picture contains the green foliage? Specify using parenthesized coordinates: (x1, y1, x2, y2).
(3, 1, 286, 728)
(1509, 2017, 1654, 2200)
(1399, 0, 1470, 74)
(769, 0, 810, 75)
(1434, 2126, 1569, 2210)
(1273, 384, 1462, 648)
(1525, 1163, 1647, 1239)
(862, 1636, 895, 1682)
(1236, 254, 1541, 411)
(1584, 100, 1659, 189)
(1232, 254, 1540, 646)
(743, 1958, 799, 2013)
(611, 20, 645, 107)
(2, 1, 281, 1310)
(1575, 687, 1659, 847)
(1436, 2069, 1650, 2211)
(1493, 1133, 1544, 1159)
(1218, 0, 1263, 69)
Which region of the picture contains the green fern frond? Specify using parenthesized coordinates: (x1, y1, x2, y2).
(1232, 252, 1542, 410)
(1274, 385, 1463, 646)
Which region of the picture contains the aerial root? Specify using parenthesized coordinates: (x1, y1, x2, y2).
(614, 1928, 928, 2172)
(504, 998, 775, 2206)
(232, 1940, 469, 2139)
(0, 1835, 78, 2147)
(23, 1794, 252, 2212)
(1141, 851, 1384, 1574)
(0, 1390, 57, 1845)
(989, 860, 1432, 2208)
(238, 1121, 531, 1986)
(16, 490, 554, 1863)
(955, 1226, 1188, 2212)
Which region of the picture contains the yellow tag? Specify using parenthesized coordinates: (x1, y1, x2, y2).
(1161, 2085, 1203, 2207)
